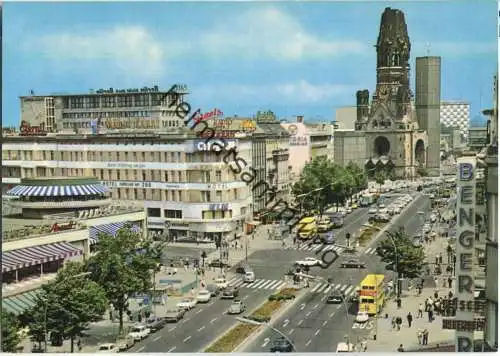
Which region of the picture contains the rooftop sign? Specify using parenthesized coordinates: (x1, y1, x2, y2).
(19, 121, 48, 136)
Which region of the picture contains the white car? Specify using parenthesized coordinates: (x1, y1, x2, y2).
(430, 214, 437, 223)
(368, 207, 378, 214)
(127, 325, 151, 341)
(355, 311, 370, 323)
(196, 290, 212, 303)
(345, 207, 352, 214)
(422, 224, 432, 234)
(214, 278, 229, 289)
(378, 208, 388, 214)
(378, 203, 386, 209)
(295, 257, 322, 267)
(177, 298, 197, 310)
(97, 343, 119, 353)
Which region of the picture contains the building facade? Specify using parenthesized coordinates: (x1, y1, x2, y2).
(2, 133, 253, 242)
(334, 106, 357, 130)
(468, 127, 489, 151)
(440, 101, 471, 139)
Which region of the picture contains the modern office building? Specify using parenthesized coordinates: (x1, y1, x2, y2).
(2, 132, 253, 243)
(19, 84, 189, 133)
(440, 101, 471, 139)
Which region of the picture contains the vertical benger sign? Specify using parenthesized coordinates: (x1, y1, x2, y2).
(455, 157, 476, 352)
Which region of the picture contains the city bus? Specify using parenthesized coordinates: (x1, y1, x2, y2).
(358, 274, 385, 316)
(359, 194, 377, 207)
(296, 216, 317, 240)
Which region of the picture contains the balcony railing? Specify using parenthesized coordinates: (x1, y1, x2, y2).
(10, 198, 113, 209)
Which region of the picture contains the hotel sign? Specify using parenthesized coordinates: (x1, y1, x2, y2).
(19, 121, 48, 136)
(95, 85, 160, 94)
(455, 157, 476, 352)
(104, 118, 160, 130)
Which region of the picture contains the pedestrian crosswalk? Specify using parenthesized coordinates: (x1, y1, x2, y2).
(286, 244, 345, 253)
(363, 247, 378, 255)
(228, 277, 288, 291)
(310, 282, 359, 297)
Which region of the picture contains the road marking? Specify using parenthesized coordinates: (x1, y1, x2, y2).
(313, 303, 319, 309)
(314, 329, 320, 336)
(344, 286, 354, 295)
(169, 326, 177, 331)
(298, 319, 304, 326)
(315, 284, 328, 293)
(196, 309, 203, 314)
(251, 280, 268, 289)
(288, 328, 295, 335)
(198, 326, 205, 332)
(337, 305, 342, 310)
(182, 318, 190, 323)
(243, 295, 249, 300)
(340, 285, 348, 292)
(323, 320, 328, 326)
(323, 285, 332, 294)
(321, 295, 327, 302)
(283, 319, 289, 327)
(311, 283, 322, 293)
(167, 346, 176, 353)
(305, 340, 312, 347)
(183, 336, 191, 343)
(137, 346, 145, 352)
(210, 317, 218, 324)
(153, 335, 161, 342)
(260, 280, 275, 289)
(329, 312, 335, 318)
(306, 311, 312, 317)
(300, 303, 306, 310)
(262, 338, 270, 348)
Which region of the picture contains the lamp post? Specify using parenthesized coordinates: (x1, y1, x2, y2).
(236, 317, 297, 352)
(43, 271, 91, 352)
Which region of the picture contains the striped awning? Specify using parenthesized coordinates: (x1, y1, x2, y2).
(89, 222, 141, 245)
(2, 242, 83, 273)
(2, 289, 41, 315)
(6, 184, 110, 197)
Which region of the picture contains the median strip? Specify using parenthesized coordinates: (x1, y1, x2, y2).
(204, 288, 298, 353)
(358, 222, 387, 246)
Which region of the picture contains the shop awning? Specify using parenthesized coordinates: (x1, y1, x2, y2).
(2, 289, 41, 315)
(7, 184, 109, 197)
(89, 222, 141, 245)
(2, 242, 83, 273)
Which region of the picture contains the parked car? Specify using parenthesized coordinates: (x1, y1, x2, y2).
(116, 336, 135, 352)
(221, 286, 239, 299)
(295, 257, 322, 267)
(326, 294, 345, 304)
(270, 337, 294, 353)
(214, 278, 229, 289)
(368, 207, 378, 214)
(206, 284, 220, 297)
(146, 317, 165, 333)
(369, 213, 390, 223)
(351, 203, 358, 209)
(227, 300, 247, 314)
(127, 325, 151, 342)
(196, 289, 212, 303)
(340, 259, 366, 269)
(235, 262, 252, 274)
(208, 259, 230, 268)
(98, 343, 119, 353)
(176, 297, 197, 310)
(356, 311, 370, 323)
(164, 308, 186, 323)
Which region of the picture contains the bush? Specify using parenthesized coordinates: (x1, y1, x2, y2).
(268, 288, 296, 301)
(205, 324, 259, 353)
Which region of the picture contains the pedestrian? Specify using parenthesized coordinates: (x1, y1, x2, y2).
(397, 344, 405, 352)
(429, 308, 434, 322)
(407, 312, 413, 327)
(396, 316, 402, 331)
(77, 339, 82, 352)
(438, 253, 443, 264)
(422, 329, 429, 345)
(391, 317, 396, 330)
(396, 297, 402, 309)
(418, 303, 423, 318)
(417, 329, 423, 344)
(448, 290, 453, 299)
(434, 277, 439, 290)
(447, 276, 453, 289)
(434, 291, 439, 299)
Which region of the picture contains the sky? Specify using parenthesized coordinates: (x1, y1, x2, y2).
(2, 1, 498, 127)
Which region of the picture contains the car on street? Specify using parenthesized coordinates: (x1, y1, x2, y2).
(369, 213, 390, 223)
(116, 336, 135, 351)
(208, 259, 230, 268)
(227, 300, 247, 314)
(430, 214, 437, 223)
(146, 317, 166, 333)
(98, 343, 119, 353)
(206, 284, 221, 297)
(378, 203, 386, 209)
(196, 289, 212, 303)
(127, 325, 151, 342)
(422, 224, 432, 234)
(336, 342, 355, 352)
(221, 285, 240, 299)
(377, 207, 388, 214)
(340, 259, 366, 269)
(176, 297, 197, 310)
(368, 207, 378, 214)
(351, 203, 358, 209)
(215, 277, 229, 289)
(326, 293, 345, 304)
(355, 311, 370, 323)
(345, 207, 352, 214)
(269, 337, 294, 353)
(295, 257, 323, 267)
(164, 308, 186, 323)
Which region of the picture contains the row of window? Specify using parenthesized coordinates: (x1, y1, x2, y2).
(146, 208, 234, 220)
(62, 94, 181, 109)
(62, 111, 151, 119)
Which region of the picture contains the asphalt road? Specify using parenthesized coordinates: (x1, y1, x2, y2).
(242, 193, 432, 352)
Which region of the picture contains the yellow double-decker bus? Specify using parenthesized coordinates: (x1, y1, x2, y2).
(358, 274, 385, 316)
(296, 216, 317, 240)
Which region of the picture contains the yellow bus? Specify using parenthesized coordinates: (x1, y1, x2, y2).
(297, 216, 317, 240)
(358, 274, 385, 316)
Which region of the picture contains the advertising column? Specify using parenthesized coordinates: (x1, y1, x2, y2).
(455, 157, 476, 352)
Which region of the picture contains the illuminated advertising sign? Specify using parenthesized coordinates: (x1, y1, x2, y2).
(104, 118, 160, 130)
(195, 140, 236, 152)
(19, 121, 48, 136)
(454, 157, 476, 352)
(195, 109, 223, 122)
(198, 130, 236, 139)
(95, 85, 160, 94)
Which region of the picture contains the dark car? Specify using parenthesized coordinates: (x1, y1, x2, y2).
(208, 259, 230, 268)
(270, 337, 293, 353)
(340, 259, 366, 269)
(146, 317, 166, 332)
(221, 286, 239, 299)
(326, 293, 345, 304)
(235, 262, 252, 274)
(206, 284, 220, 297)
(164, 308, 186, 323)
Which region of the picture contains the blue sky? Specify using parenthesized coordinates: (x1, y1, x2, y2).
(3, 1, 497, 127)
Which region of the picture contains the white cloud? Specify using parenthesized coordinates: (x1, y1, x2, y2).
(32, 26, 167, 80)
(413, 41, 496, 57)
(199, 7, 367, 59)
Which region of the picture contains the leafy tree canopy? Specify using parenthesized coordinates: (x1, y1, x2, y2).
(2, 309, 21, 352)
(375, 229, 426, 279)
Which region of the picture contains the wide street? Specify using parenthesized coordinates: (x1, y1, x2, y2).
(128, 192, 430, 353)
(241, 193, 431, 353)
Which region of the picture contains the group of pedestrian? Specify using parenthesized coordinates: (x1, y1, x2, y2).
(417, 328, 429, 345)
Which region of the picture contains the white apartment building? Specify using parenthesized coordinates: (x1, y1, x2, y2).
(2, 133, 253, 242)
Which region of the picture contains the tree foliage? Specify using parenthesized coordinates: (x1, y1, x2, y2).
(2, 309, 21, 352)
(26, 261, 108, 353)
(87, 226, 163, 334)
(375, 229, 426, 279)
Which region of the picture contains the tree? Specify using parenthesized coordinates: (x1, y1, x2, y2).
(376, 229, 426, 295)
(373, 171, 387, 192)
(87, 226, 163, 334)
(345, 161, 368, 194)
(2, 309, 21, 352)
(26, 262, 108, 353)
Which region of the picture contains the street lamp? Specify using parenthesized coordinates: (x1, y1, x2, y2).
(43, 271, 92, 352)
(236, 317, 297, 352)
